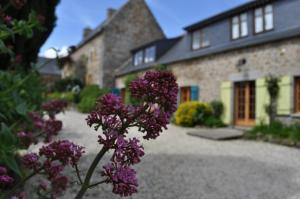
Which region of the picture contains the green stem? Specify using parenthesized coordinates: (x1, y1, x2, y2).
(74, 147, 108, 199)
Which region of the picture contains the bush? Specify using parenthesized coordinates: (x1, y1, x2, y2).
(48, 92, 74, 104)
(203, 116, 226, 128)
(77, 85, 109, 113)
(210, 100, 224, 119)
(53, 78, 84, 92)
(175, 101, 212, 127)
(245, 121, 300, 144)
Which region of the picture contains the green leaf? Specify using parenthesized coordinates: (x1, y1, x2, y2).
(2, 154, 22, 177)
(16, 102, 28, 116)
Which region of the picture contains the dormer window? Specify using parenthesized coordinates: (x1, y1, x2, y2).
(192, 30, 210, 50)
(134, 50, 143, 66)
(144, 46, 156, 63)
(254, 4, 274, 34)
(231, 13, 248, 40)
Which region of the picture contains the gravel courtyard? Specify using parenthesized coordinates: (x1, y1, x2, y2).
(55, 111, 300, 199)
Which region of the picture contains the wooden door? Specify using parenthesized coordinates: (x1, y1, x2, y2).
(235, 81, 256, 126)
(180, 87, 191, 104)
(296, 77, 300, 113)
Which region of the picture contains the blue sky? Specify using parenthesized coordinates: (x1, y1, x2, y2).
(41, 0, 250, 57)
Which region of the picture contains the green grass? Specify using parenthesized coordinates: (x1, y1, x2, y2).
(245, 121, 300, 145)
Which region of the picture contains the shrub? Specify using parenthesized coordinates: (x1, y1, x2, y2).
(78, 85, 109, 113)
(175, 101, 212, 127)
(203, 116, 226, 128)
(53, 78, 84, 92)
(210, 100, 224, 119)
(48, 92, 74, 103)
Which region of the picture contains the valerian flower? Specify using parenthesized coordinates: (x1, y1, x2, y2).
(0, 175, 14, 186)
(42, 100, 68, 119)
(22, 153, 41, 171)
(10, 192, 27, 199)
(0, 166, 7, 175)
(39, 140, 85, 167)
(102, 163, 138, 197)
(17, 132, 34, 147)
(112, 137, 144, 165)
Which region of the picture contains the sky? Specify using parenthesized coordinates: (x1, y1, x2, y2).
(41, 0, 250, 58)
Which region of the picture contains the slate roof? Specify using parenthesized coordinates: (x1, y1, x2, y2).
(117, 26, 300, 77)
(37, 57, 61, 76)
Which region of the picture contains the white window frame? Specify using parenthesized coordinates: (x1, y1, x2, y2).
(144, 46, 156, 63)
(134, 50, 143, 66)
(255, 4, 274, 34)
(231, 12, 248, 40)
(192, 29, 210, 50)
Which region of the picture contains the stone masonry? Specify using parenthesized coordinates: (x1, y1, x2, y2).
(63, 0, 165, 88)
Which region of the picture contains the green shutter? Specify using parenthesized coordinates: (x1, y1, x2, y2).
(277, 76, 292, 115)
(256, 78, 270, 125)
(220, 81, 232, 125)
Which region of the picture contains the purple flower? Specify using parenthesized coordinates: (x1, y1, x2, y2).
(0, 175, 14, 186)
(29, 112, 44, 129)
(44, 161, 64, 179)
(43, 119, 63, 142)
(39, 140, 84, 166)
(113, 137, 144, 165)
(10, 192, 27, 199)
(17, 132, 34, 147)
(51, 175, 68, 195)
(22, 153, 41, 171)
(4, 15, 13, 25)
(102, 163, 138, 197)
(42, 100, 68, 119)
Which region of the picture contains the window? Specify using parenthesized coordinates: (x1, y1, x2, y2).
(133, 50, 143, 66)
(180, 86, 199, 103)
(192, 30, 210, 50)
(231, 13, 248, 40)
(255, 4, 274, 34)
(144, 46, 156, 63)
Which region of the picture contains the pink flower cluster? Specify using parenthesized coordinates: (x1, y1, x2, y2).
(87, 71, 178, 197)
(42, 100, 68, 119)
(22, 140, 84, 198)
(0, 166, 14, 188)
(27, 100, 67, 143)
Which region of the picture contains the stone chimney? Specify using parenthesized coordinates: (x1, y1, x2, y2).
(83, 27, 92, 39)
(107, 8, 117, 19)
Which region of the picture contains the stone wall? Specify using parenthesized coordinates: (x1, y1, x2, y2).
(116, 37, 300, 102)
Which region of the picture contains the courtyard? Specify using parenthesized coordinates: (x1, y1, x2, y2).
(55, 111, 300, 199)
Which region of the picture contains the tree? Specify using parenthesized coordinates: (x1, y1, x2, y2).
(0, 0, 60, 71)
(265, 75, 281, 124)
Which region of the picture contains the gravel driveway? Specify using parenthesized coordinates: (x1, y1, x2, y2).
(54, 111, 300, 199)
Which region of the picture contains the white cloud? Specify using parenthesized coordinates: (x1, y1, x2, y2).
(43, 46, 70, 58)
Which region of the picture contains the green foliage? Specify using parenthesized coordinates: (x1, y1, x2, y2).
(245, 121, 300, 144)
(210, 100, 224, 119)
(77, 85, 109, 113)
(175, 101, 212, 127)
(53, 78, 84, 92)
(203, 116, 226, 128)
(0, 123, 21, 177)
(154, 64, 168, 71)
(124, 74, 140, 105)
(265, 75, 281, 124)
(0, 71, 45, 127)
(48, 92, 74, 103)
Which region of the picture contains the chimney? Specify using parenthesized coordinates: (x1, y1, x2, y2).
(107, 8, 117, 19)
(83, 27, 92, 39)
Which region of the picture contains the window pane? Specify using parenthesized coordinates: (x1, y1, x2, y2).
(232, 23, 240, 39)
(255, 16, 263, 33)
(192, 30, 201, 50)
(265, 5, 273, 30)
(201, 32, 210, 47)
(232, 16, 239, 24)
(240, 13, 248, 37)
(255, 8, 263, 17)
(144, 46, 156, 63)
(265, 4, 273, 13)
(134, 51, 143, 66)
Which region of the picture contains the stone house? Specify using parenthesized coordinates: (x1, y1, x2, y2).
(37, 57, 61, 89)
(62, 0, 165, 88)
(115, 0, 300, 127)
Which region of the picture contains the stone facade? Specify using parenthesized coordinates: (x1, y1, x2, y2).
(117, 37, 300, 102)
(63, 0, 165, 88)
